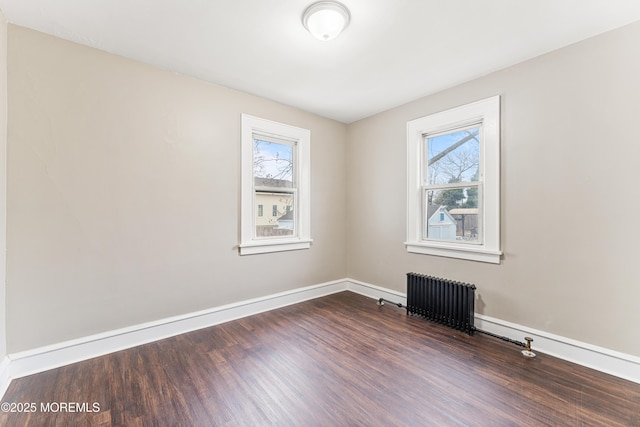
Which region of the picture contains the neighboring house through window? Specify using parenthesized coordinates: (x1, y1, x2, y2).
(240, 114, 311, 255)
(406, 96, 501, 263)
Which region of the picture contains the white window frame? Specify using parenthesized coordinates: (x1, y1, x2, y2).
(406, 96, 502, 264)
(240, 114, 311, 255)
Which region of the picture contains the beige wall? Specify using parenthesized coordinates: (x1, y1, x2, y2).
(6, 20, 640, 359)
(347, 21, 640, 357)
(7, 26, 347, 352)
(0, 10, 6, 360)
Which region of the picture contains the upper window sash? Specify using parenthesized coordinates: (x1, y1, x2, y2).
(253, 133, 297, 188)
(423, 124, 482, 187)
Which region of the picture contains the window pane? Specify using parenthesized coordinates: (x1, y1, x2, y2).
(426, 127, 480, 185)
(426, 187, 479, 242)
(254, 138, 294, 188)
(255, 192, 295, 238)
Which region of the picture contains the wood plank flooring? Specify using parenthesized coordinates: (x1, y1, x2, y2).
(1, 291, 639, 426)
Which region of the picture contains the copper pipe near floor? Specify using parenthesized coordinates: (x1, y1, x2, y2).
(522, 337, 536, 358)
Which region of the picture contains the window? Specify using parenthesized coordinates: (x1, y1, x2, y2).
(240, 114, 311, 255)
(406, 96, 501, 263)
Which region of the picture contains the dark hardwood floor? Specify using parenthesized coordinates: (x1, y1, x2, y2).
(1, 291, 639, 426)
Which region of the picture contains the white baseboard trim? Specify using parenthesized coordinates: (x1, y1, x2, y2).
(345, 278, 407, 305)
(3, 279, 348, 396)
(474, 314, 640, 384)
(347, 278, 640, 385)
(1, 277, 638, 402)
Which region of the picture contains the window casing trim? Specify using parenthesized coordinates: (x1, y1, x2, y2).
(240, 114, 311, 255)
(406, 96, 501, 264)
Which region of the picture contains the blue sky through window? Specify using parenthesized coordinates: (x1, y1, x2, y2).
(253, 138, 294, 183)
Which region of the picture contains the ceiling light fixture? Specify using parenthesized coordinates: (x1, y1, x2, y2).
(302, 1, 351, 41)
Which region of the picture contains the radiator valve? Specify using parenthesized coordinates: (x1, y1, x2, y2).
(521, 337, 536, 358)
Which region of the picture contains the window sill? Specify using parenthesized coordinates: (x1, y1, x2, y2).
(239, 239, 313, 255)
(405, 241, 502, 264)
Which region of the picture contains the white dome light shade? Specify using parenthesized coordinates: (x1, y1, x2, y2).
(302, 1, 351, 41)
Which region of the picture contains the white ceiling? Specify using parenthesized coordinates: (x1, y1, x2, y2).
(1, 1, 640, 123)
